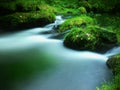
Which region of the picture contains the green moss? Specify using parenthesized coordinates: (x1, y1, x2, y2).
(95, 14, 120, 45)
(55, 7, 80, 16)
(64, 25, 117, 51)
(0, 11, 55, 30)
(58, 15, 95, 33)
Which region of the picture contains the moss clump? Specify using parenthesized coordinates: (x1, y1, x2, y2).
(0, 11, 55, 30)
(78, 7, 87, 14)
(64, 25, 118, 52)
(58, 15, 95, 33)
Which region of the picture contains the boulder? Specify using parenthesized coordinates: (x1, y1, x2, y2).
(107, 54, 120, 75)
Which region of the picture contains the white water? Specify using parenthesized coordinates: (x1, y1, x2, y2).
(0, 15, 119, 90)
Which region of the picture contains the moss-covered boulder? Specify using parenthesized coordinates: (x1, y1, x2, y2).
(0, 0, 56, 31)
(64, 25, 118, 52)
(0, 11, 55, 30)
(107, 54, 120, 75)
(58, 15, 95, 33)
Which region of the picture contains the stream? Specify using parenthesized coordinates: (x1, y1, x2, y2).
(0, 16, 120, 90)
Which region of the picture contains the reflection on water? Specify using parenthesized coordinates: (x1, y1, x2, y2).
(0, 16, 114, 90)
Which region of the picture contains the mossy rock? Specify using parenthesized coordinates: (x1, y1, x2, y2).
(0, 11, 55, 30)
(64, 25, 118, 52)
(58, 15, 95, 33)
(107, 54, 120, 75)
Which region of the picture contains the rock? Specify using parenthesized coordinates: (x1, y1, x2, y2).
(107, 54, 120, 75)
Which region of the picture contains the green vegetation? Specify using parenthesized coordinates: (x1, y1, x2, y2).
(97, 54, 120, 90)
(0, 52, 57, 89)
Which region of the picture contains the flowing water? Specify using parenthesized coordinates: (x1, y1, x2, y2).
(0, 16, 119, 90)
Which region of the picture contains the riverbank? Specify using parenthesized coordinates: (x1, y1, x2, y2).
(97, 54, 120, 90)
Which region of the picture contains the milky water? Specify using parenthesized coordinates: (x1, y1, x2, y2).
(0, 16, 119, 90)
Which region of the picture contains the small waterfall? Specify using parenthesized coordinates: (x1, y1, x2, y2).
(104, 46, 120, 57)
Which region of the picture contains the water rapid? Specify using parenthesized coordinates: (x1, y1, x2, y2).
(0, 16, 119, 90)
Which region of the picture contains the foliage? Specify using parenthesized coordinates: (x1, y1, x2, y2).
(58, 15, 95, 32)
